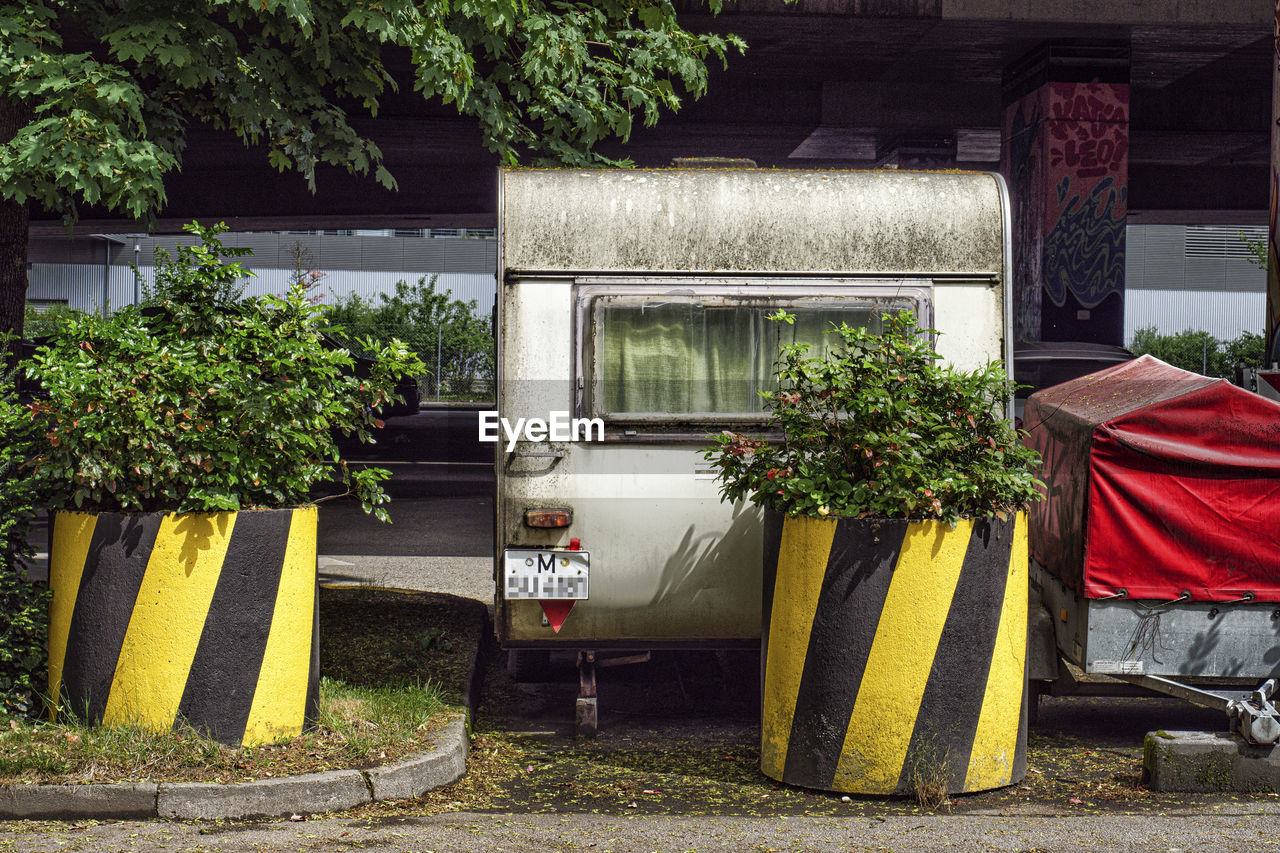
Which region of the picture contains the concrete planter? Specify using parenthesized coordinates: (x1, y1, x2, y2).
(47, 507, 319, 746)
(761, 512, 1028, 795)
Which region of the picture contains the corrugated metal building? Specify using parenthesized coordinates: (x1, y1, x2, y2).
(25, 230, 498, 315)
(26, 225, 1267, 346)
(1124, 224, 1266, 344)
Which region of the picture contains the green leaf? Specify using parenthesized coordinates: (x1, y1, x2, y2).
(702, 310, 1042, 520)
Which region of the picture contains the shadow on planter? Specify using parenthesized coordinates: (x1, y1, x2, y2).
(47, 507, 319, 747)
(761, 512, 1028, 795)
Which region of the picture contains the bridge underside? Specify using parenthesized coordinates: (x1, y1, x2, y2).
(28, 2, 1268, 235)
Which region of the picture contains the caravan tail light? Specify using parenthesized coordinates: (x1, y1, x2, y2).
(524, 508, 573, 528)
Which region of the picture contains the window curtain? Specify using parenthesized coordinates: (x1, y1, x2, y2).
(598, 301, 877, 415)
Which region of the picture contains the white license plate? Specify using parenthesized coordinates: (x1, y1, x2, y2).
(503, 549, 590, 600)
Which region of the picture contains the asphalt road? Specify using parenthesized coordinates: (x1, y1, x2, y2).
(318, 491, 493, 558)
(5, 808, 1280, 851)
(314, 405, 496, 597)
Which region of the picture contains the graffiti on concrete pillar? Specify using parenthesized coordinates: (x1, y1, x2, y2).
(1002, 90, 1047, 342)
(1269, 169, 1279, 361)
(1041, 81, 1128, 310)
(1042, 178, 1125, 310)
(1266, 0, 1280, 362)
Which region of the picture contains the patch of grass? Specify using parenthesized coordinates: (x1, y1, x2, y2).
(317, 679, 449, 765)
(904, 740, 951, 810)
(0, 678, 450, 785)
(0, 589, 480, 785)
(0, 714, 235, 784)
(0, 732, 68, 776)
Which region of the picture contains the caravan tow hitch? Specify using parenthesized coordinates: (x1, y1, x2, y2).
(1117, 674, 1280, 745)
(1229, 679, 1280, 745)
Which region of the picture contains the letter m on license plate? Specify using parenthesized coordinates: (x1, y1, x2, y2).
(503, 549, 590, 600)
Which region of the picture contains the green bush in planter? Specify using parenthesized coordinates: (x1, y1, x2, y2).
(706, 310, 1043, 796)
(24, 222, 424, 519)
(703, 309, 1041, 522)
(0, 352, 49, 716)
(19, 222, 425, 740)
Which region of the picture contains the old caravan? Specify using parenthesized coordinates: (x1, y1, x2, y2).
(495, 168, 1012, 718)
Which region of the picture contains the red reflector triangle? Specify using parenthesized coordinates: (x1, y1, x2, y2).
(539, 599, 576, 633)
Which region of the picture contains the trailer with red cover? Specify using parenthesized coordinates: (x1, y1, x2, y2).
(1022, 354, 1280, 742)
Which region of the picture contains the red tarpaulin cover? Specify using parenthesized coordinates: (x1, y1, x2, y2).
(1023, 355, 1280, 602)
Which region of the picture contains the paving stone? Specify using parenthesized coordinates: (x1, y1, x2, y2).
(1144, 730, 1280, 792)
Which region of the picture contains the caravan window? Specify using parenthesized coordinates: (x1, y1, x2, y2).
(585, 287, 926, 420)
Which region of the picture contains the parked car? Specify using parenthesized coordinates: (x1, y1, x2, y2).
(1013, 340, 1135, 425)
(320, 332, 420, 418)
(15, 337, 47, 403)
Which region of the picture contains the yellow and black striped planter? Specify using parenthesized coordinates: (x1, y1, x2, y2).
(761, 513, 1028, 795)
(48, 507, 319, 747)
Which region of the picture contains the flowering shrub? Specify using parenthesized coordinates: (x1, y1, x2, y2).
(703, 310, 1041, 522)
(23, 222, 424, 521)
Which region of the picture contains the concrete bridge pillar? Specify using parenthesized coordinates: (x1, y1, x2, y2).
(1267, 1, 1280, 364)
(1001, 45, 1130, 345)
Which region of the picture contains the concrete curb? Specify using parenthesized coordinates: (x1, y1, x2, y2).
(366, 714, 469, 802)
(0, 709, 470, 821)
(462, 604, 492, 716)
(0, 782, 158, 820)
(157, 770, 371, 821)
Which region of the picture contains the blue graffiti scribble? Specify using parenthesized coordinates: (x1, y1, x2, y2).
(1056, 176, 1070, 204)
(1043, 177, 1126, 309)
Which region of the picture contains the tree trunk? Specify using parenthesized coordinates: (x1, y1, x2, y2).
(0, 198, 29, 340)
(0, 97, 30, 361)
